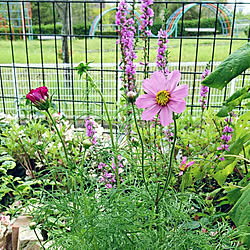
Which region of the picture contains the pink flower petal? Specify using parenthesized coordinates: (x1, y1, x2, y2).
(179, 171, 184, 176)
(135, 94, 156, 109)
(168, 99, 186, 113)
(171, 84, 189, 98)
(159, 106, 173, 126)
(166, 70, 181, 93)
(182, 156, 187, 164)
(142, 78, 157, 95)
(150, 71, 167, 92)
(141, 104, 161, 121)
(186, 161, 195, 167)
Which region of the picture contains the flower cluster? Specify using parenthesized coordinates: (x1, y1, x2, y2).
(135, 71, 188, 127)
(216, 114, 235, 161)
(156, 29, 169, 76)
(98, 156, 124, 188)
(164, 127, 173, 142)
(199, 68, 210, 110)
(179, 156, 195, 176)
(0, 213, 10, 226)
(26, 86, 50, 110)
(139, 0, 154, 37)
(85, 117, 103, 145)
(116, 0, 137, 95)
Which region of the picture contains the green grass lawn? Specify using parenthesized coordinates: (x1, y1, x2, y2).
(0, 33, 247, 64)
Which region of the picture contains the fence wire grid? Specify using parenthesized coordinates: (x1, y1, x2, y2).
(0, 0, 249, 121)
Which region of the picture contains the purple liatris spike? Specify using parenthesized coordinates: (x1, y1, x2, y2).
(156, 29, 169, 76)
(199, 67, 211, 110)
(116, 0, 137, 95)
(139, 0, 154, 37)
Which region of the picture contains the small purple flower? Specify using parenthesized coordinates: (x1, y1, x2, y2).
(98, 156, 124, 189)
(106, 184, 112, 189)
(85, 117, 97, 144)
(223, 125, 233, 133)
(217, 144, 229, 151)
(221, 134, 232, 143)
(201, 69, 210, 80)
(219, 157, 225, 161)
(164, 128, 173, 142)
(200, 67, 211, 110)
(225, 117, 233, 123)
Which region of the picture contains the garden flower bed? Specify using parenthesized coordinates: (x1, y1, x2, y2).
(0, 0, 249, 249)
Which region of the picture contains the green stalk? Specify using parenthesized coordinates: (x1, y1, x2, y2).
(46, 110, 70, 164)
(132, 102, 153, 200)
(85, 72, 120, 188)
(156, 112, 177, 205)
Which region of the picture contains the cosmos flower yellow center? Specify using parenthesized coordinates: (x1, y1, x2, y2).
(156, 90, 170, 106)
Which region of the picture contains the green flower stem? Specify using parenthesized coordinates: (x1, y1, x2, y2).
(85, 72, 120, 188)
(46, 110, 70, 164)
(157, 112, 177, 205)
(132, 102, 153, 200)
(33, 228, 46, 250)
(200, 108, 204, 135)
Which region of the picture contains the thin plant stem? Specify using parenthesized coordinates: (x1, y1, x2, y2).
(46, 110, 70, 164)
(242, 145, 248, 174)
(33, 228, 46, 250)
(154, 117, 157, 166)
(132, 102, 153, 200)
(84, 72, 120, 188)
(156, 112, 177, 205)
(200, 109, 204, 135)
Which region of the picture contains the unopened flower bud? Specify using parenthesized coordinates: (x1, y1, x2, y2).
(29, 222, 36, 229)
(82, 139, 92, 149)
(126, 91, 137, 102)
(26, 86, 51, 111)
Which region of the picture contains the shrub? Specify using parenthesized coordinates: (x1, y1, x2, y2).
(0, 18, 222, 41)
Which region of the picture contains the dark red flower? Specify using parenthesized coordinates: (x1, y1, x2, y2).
(26, 86, 50, 110)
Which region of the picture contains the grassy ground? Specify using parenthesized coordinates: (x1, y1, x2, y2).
(0, 33, 247, 64)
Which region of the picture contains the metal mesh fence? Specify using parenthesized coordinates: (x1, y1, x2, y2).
(0, 0, 249, 120)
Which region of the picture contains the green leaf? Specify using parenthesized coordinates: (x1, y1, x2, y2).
(202, 43, 250, 89)
(225, 86, 250, 104)
(229, 185, 250, 248)
(183, 220, 200, 230)
(0, 161, 16, 174)
(0, 155, 15, 163)
(180, 172, 193, 191)
(213, 160, 236, 186)
(226, 187, 242, 205)
(216, 87, 250, 117)
(243, 102, 250, 109)
(75, 61, 93, 79)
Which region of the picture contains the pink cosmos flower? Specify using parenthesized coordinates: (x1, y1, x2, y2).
(179, 156, 195, 176)
(26, 86, 50, 110)
(135, 71, 188, 126)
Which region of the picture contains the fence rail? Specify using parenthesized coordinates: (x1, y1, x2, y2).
(0, 62, 248, 118)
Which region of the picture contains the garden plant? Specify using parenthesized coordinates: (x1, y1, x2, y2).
(0, 0, 249, 249)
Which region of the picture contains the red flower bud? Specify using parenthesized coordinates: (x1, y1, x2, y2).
(26, 86, 50, 110)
